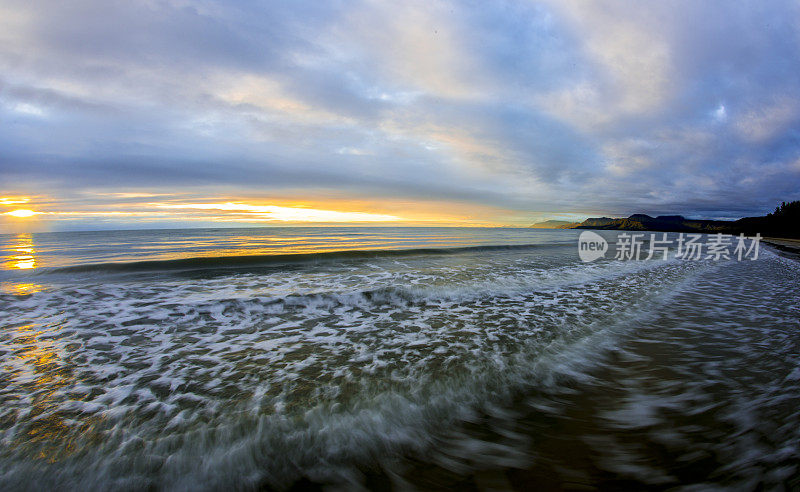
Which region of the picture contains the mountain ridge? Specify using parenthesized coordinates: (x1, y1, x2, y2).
(532, 201, 800, 238)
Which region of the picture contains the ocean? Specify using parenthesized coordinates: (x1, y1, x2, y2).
(0, 227, 798, 489)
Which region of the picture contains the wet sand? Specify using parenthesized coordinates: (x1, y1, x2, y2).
(763, 237, 800, 257)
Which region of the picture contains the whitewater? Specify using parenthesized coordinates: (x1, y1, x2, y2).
(0, 227, 798, 489)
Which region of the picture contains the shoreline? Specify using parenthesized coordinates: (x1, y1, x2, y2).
(762, 237, 800, 258)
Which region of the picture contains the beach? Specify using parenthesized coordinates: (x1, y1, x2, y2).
(763, 237, 800, 257)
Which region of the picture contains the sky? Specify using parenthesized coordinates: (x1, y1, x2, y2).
(2, 0, 800, 231)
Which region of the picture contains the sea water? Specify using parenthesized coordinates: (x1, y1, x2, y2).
(0, 227, 798, 489)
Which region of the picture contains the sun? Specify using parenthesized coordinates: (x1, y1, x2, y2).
(4, 209, 41, 218)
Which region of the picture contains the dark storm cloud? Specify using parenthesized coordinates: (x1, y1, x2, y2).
(1, 0, 800, 222)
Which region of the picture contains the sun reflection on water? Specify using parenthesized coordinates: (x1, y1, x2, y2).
(4, 282, 44, 295)
(3, 233, 38, 270)
(4, 323, 89, 462)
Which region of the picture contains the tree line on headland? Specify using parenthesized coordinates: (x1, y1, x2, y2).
(531, 201, 800, 239)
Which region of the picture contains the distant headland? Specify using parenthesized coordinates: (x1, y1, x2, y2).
(531, 201, 800, 239)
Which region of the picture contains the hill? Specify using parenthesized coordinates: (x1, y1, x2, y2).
(530, 220, 581, 229)
(570, 201, 800, 238)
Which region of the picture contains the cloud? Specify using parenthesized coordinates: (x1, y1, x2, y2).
(1, 0, 800, 229)
(735, 96, 800, 143)
(539, 0, 675, 126)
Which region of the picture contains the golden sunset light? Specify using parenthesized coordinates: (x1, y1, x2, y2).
(0, 194, 511, 230)
(0, 197, 31, 205)
(153, 202, 404, 222)
(4, 209, 41, 218)
(2, 234, 38, 270)
(4, 282, 44, 295)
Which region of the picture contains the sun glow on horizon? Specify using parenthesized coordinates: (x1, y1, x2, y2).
(154, 202, 404, 222)
(0, 191, 511, 229)
(4, 209, 42, 218)
(0, 197, 31, 205)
